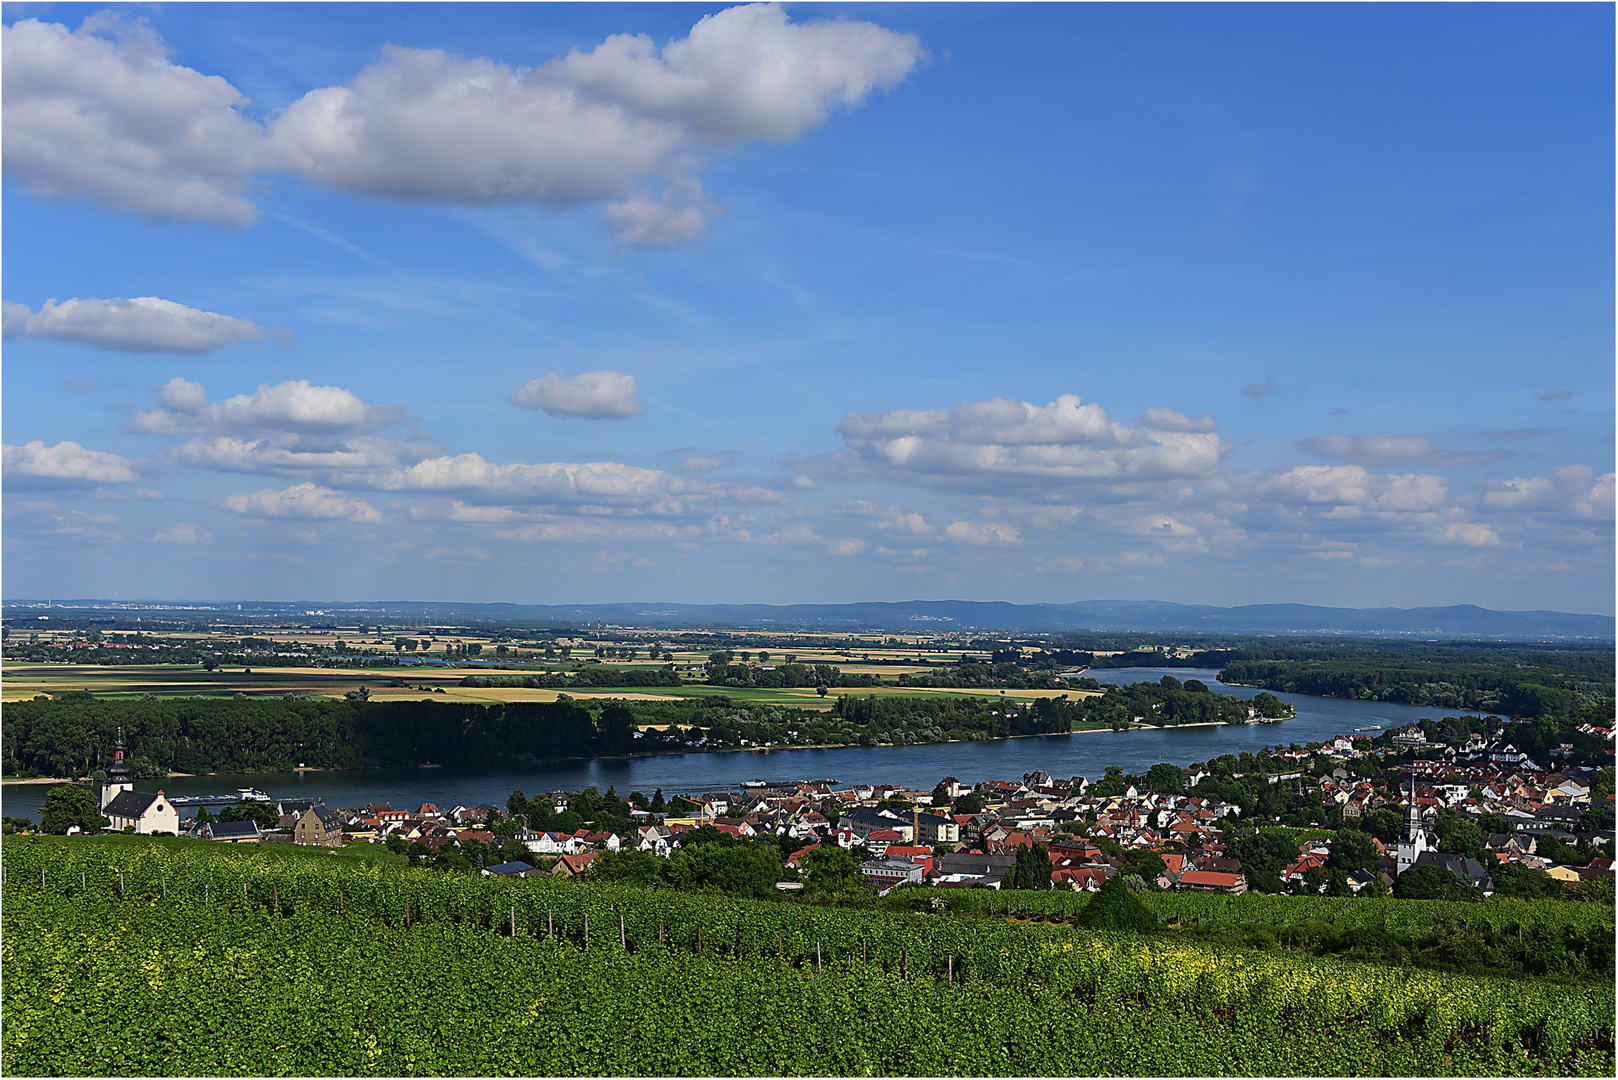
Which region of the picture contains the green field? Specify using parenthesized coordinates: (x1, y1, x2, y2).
(3, 837, 1611, 1076)
(1, 661, 1094, 711)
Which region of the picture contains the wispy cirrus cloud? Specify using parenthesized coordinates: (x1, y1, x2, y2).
(1303, 434, 1506, 468)
(1480, 427, 1552, 441)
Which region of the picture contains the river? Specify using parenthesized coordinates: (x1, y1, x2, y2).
(1, 668, 1460, 819)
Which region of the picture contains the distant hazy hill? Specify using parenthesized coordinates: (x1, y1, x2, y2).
(513, 600, 1611, 639)
(13, 598, 1612, 640)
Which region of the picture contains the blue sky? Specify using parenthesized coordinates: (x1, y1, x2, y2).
(3, 2, 1613, 612)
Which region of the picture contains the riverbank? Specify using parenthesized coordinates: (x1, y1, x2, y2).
(1, 711, 1295, 785)
(0, 672, 1453, 821)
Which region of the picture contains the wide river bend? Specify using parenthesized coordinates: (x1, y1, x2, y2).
(1, 668, 1457, 818)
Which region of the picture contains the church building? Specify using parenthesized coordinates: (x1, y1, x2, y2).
(100, 731, 180, 835)
(1395, 773, 1431, 874)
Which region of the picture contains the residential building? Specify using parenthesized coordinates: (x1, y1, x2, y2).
(860, 858, 925, 887)
(294, 804, 343, 846)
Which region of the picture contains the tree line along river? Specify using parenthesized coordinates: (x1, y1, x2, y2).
(0, 668, 1457, 820)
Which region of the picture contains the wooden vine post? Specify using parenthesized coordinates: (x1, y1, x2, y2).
(620, 914, 626, 949)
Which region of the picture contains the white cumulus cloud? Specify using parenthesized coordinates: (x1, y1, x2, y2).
(165, 435, 428, 478)
(2, 440, 140, 485)
(551, 3, 924, 142)
(1263, 465, 1448, 513)
(4, 6, 922, 246)
(837, 393, 1230, 488)
(511, 371, 644, 419)
(944, 520, 1022, 545)
(224, 482, 382, 522)
(1438, 521, 1501, 548)
(151, 522, 211, 544)
(4, 297, 275, 353)
(375, 453, 694, 508)
(131, 379, 406, 439)
(1, 16, 270, 224)
(1482, 465, 1615, 520)
(602, 178, 724, 247)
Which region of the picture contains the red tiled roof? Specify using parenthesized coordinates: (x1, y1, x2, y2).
(556, 851, 598, 876)
(1180, 870, 1242, 889)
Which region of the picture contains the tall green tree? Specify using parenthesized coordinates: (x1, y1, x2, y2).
(801, 846, 863, 895)
(589, 848, 662, 885)
(218, 801, 280, 828)
(1393, 865, 1480, 901)
(1328, 829, 1377, 872)
(661, 843, 781, 898)
(1145, 763, 1184, 794)
(1010, 842, 1054, 890)
(1434, 809, 1483, 860)
(39, 785, 110, 835)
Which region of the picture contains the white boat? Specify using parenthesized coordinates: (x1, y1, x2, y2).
(236, 787, 272, 802)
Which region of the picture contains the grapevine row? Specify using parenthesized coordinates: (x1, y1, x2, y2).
(5, 890, 1610, 1077)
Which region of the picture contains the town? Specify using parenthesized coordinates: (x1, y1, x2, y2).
(50, 714, 1613, 904)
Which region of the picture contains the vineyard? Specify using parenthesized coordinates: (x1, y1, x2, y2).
(961, 886, 1617, 936)
(3, 838, 1613, 1076)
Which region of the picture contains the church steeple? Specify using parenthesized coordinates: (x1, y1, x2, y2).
(102, 728, 133, 809)
(107, 728, 132, 780)
(1401, 770, 1421, 841)
(1396, 769, 1429, 874)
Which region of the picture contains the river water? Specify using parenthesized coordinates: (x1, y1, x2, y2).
(2, 668, 1457, 819)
